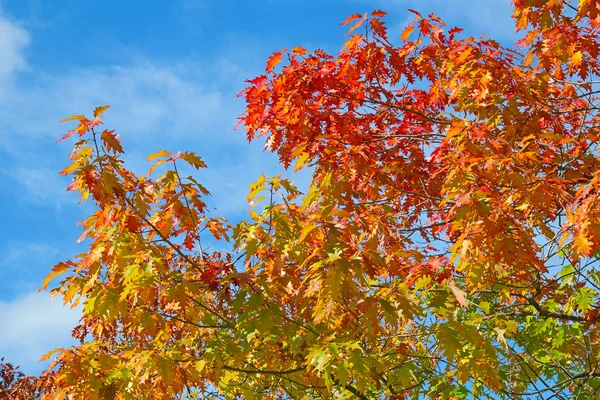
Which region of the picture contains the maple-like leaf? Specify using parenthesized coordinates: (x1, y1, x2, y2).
(574, 234, 593, 256)
(266, 51, 283, 73)
(93, 105, 110, 118)
(100, 130, 124, 154)
(180, 152, 207, 169)
(40, 262, 70, 291)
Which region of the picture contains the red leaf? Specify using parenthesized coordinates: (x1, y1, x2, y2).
(408, 9, 422, 19)
(428, 13, 446, 26)
(183, 233, 195, 250)
(124, 215, 141, 232)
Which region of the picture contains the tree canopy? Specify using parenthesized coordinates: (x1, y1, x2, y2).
(4, 0, 600, 398)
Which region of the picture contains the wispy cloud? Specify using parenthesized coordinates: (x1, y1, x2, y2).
(0, 10, 29, 91)
(0, 291, 81, 373)
(0, 242, 64, 299)
(2, 241, 59, 266)
(0, 9, 274, 215)
(1, 64, 228, 141)
(0, 166, 70, 208)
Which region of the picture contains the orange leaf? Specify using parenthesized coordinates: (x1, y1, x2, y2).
(346, 13, 367, 35)
(40, 262, 70, 291)
(39, 348, 62, 363)
(574, 235, 593, 256)
(266, 51, 283, 73)
(401, 24, 415, 41)
(292, 46, 308, 56)
(340, 13, 362, 26)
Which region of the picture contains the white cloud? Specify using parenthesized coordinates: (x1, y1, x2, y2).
(0, 11, 29, 90)
(0, 17, 257, 212)
(0, 60, 285, 212)
(2, 242, 59, 266)
(0, 167, 70, 208)
(0, 63, 229, 141)
(0, 291, 81, 374)
(0, 242, 65, 303)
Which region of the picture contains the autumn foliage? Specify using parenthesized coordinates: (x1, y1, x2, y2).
(4, 0, 600, 398)
(0, 358, 54, 400)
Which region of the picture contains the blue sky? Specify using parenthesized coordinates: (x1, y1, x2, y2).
(0, 0, 515, 375)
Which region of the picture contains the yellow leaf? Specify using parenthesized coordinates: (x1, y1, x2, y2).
(147, 150, 171, 161)
(294, 152, 310, 172)
(93, 105, 110, 118)
(574, 234, 593, 256)
(480, 301, 490, 314)
(180, 152, 207, 169)
(39, 348, 62, 363)
(40, 262, 70, 291)
(460, 239, 471, 260)
(446, 120, 466, 140)
(59, 115, 86, 123)
(571, 51, 583, 67)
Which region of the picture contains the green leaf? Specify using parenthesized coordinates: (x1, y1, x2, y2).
(437, 324, 462, 364)
(308, 348, 331, 373)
